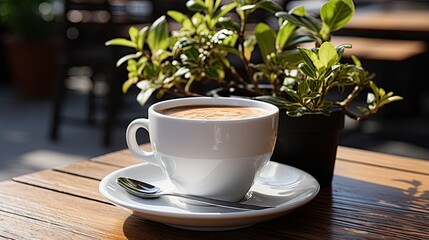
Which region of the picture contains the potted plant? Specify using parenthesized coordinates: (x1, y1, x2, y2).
(106, 0, 402, 186)
(0, 0, 58, 98)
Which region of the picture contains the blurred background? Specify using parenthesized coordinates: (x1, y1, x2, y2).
(1, 0, 429, 181)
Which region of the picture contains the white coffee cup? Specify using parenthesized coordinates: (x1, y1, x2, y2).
(126, 97, 279, 202)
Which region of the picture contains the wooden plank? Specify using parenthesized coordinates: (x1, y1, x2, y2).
(1, 180, 427, 239)
(91, 148, 142, 167)
(261, 189, 428, 239)
(336, 156, 429, 192)
(0, 181, 321, 239)
(334, 159, 429, 213)
(2, 145, 429, 239)
(0, 181, 148, 239)
(54, 160, 122, 180)
(337, 146, 429, 175)
(13, 170, 108, 203)
(0, 210, 95, 240)
(332, 36, 426, 61)
(346, 10, 429, 32)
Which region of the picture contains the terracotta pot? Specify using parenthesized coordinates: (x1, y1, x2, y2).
(3, 34, 59, 98)
(209, 87, 345, 187)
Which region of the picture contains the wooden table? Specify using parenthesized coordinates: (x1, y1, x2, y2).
(1, 145, 428, 239)
(302, 36, 427, 61)
(339, 8, 429, 40)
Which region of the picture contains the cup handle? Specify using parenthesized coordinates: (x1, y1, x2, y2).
(126, 118, 157, 165)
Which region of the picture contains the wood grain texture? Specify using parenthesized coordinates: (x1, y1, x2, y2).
(91, 147, 145, 167)
(13, 169, 108, 203)
(1, 144, 428, 239)
(0, 181, 145, 239)
(337, 146, 429, 175)
(54, 160, 122, 180)
(346, 10, 429, 32)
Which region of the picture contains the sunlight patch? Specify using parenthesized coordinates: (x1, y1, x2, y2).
(20, 150, 86, 170)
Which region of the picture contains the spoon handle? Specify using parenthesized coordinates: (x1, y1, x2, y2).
(161, 192, 270, 211)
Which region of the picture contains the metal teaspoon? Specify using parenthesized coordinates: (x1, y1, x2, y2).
(116, 177, 271, 211)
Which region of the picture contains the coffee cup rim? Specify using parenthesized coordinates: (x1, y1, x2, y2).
(149, 97, 279, 122)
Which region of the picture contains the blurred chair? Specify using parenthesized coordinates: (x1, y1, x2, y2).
(50, 0, 153, 146)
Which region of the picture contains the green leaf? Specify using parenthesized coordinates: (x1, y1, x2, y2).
(167, 10, 193, 30)
(300, 16, 320, 33)
(318, 42, 339, 68)
(116, 53, 141, 67)
(285, 34, 315, 48)
(186, 0, 208, 11)
(129, 26, 139, 43)
(369, 81, 380, 99)
(367, 92, 375, 104)
(239, 4, 257, 11)
(137, 26, 149, 51)
(167, 10, 189, 24)
(136, 83, 156, 106)
(105, 38, 137, 48)
(255, 96, 292, 108)
(320, 0, 355, 32)
(284, 88, 301, 102)
(351, 55, 362, 67)
(174, 67, 190, 76)
(254, 23, 276, 65)
(191, 12, 205, 30)
(319, 106, 331, 116)
(289, 6, 306, 16)
(304, 15, 322, 32)
(307, 92, 321, 99)
(258, 0, 283, 13)
(278, 49, 304, 66)
(298, 81, 310, 95)
(206, 0, 214, 13)
(147, 16, 170, 54)
(214, 2, 237, 20)
(244, 35, 257, 62)
(154, 49, 170, 62)
(286, 107, 306, 117)
(298, 47, 320, 72)
(218, 17, 240, 32)
(386, 96, 403, 103)
(275, 12, 304, 27)
(276, 20, 295, 51)
(126, 59, 137, 72)
(299, 63, 317, 79)
(122, 78, 137, 93)
(336, 43, 352, 59)
(205, 68, 219, 78)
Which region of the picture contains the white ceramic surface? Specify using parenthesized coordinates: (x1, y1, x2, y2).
(126, 97, 279, 201)
(99, 162, 320, 231)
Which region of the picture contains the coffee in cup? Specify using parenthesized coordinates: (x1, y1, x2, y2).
(126, 97, 279, 202)
(160, 105, 268, 120)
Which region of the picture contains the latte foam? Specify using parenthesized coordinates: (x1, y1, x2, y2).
(160, 105, 267, 120)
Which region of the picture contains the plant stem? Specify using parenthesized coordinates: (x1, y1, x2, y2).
(336, 85, 370, 121)
(238, 12, 257, 92)
(339, 105, 370, 121)
(339, 85, 361, 107)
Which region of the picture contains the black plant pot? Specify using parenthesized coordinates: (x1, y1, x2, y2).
(274, 109, 344, 187)
(209, 87, 345, 187)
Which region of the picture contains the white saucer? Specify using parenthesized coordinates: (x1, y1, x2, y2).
(99, 161, 320, 231)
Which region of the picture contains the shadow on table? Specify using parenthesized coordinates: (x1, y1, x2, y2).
(121, 175, 428, 239)
(332, 176, 429, 213)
